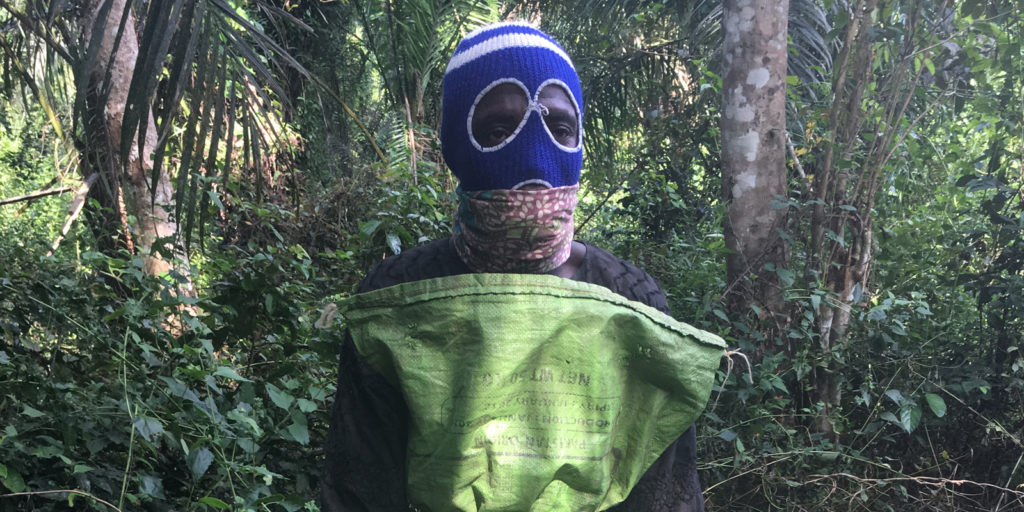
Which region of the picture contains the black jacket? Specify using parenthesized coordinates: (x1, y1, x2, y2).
(320, 238, 705, 511)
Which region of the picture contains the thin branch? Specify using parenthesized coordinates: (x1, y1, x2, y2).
(0, 489, 121, 511)
(47, 173, 98, 257)
(404, 95, 417, 186)
(576, 162, 642, 233)
(0, 186, 75, 206)
(806, 472, 1024, 499)
(924, 374, 1024, 449)
(703, 455, 793, 493)
(995, 452, 1024, 511)
(786, 132, 811, 192)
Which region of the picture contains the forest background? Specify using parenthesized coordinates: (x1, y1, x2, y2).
(0, 0, 1022, 510)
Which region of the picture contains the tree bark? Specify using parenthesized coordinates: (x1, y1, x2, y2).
(79, 0, 193, 291)
(721, 0, 790, 339)
(802, 0, 933, 437)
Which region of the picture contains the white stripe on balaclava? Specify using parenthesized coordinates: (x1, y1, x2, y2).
(441, 22, 584, 191)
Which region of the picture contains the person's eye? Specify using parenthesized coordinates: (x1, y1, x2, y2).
(486, 126, 512, 145)
(550, 122, 576, 144)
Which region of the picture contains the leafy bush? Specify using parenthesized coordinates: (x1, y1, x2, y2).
(0, 202, 346, 511)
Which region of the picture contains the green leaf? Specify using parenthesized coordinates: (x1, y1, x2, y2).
(296, 398, 318, 413)
(266, 383, 294, 410)
(386, 232, 402, 254)
(198, 496, 231, 509)
(139, 475, 164, 498)
(776, 268, 795, 287)
(867, 306, 887, 321)
(884, 389, 904, 405)
(32, 444, 63, 459)
(360, 219, 382, 236)
(900, 405, 922, 433)
(245, 464, 279, 485)
(768, 374, 789, 393)
(187, 446, 214, 480)
(207, 189, 225, 211)
(286, 422, 310, 445)
(237, 438, 260, 454)
(214, 366, 252, 382)
(72, 465, 93, 474)
(824, 229, 845, 247)
(880, 411, 898, 424)
(1, 468, 25, 492)
(815, 451, 840, 462)
(227, 408, 262, 435)
(22, 405, 46, 418)
(925, 393, 947, 418)
(133, 416, 164, 442)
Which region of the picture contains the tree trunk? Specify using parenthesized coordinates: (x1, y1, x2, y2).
(803, 0, 935, 437)
(802, 0, 877, 438)
(721, 0, 790, 343)
(79, 0, 193, 291)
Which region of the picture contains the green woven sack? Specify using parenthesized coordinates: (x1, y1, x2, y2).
(341, 273, 726, 511)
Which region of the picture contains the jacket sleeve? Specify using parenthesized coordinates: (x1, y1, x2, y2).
(319, 334, 409, 512)
(321, 240, 465, 510)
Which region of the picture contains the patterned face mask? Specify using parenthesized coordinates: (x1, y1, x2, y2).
(453, 185, 579, 273)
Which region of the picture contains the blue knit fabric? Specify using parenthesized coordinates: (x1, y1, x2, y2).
(441, 22, 584, 191)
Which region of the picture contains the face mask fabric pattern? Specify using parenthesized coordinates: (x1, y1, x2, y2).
(453, 185, 579, 273)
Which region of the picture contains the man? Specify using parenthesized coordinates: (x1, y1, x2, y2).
(321, 21, 723, 511)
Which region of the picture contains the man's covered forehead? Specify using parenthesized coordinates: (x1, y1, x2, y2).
(443, 22, 581, 96)
(445, 22, 576, 75)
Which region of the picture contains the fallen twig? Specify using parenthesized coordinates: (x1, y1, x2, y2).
(47, 173, 98, 257)
(806, 472, 1024, 500)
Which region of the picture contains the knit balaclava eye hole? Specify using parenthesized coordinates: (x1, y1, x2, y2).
(441, 22, 584, 192)
(470, 81, 580, 154)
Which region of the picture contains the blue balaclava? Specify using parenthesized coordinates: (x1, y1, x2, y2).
(441, 22, 584, 191)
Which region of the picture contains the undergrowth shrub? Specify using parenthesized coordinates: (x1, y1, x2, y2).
(0, 206, 346, 510)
